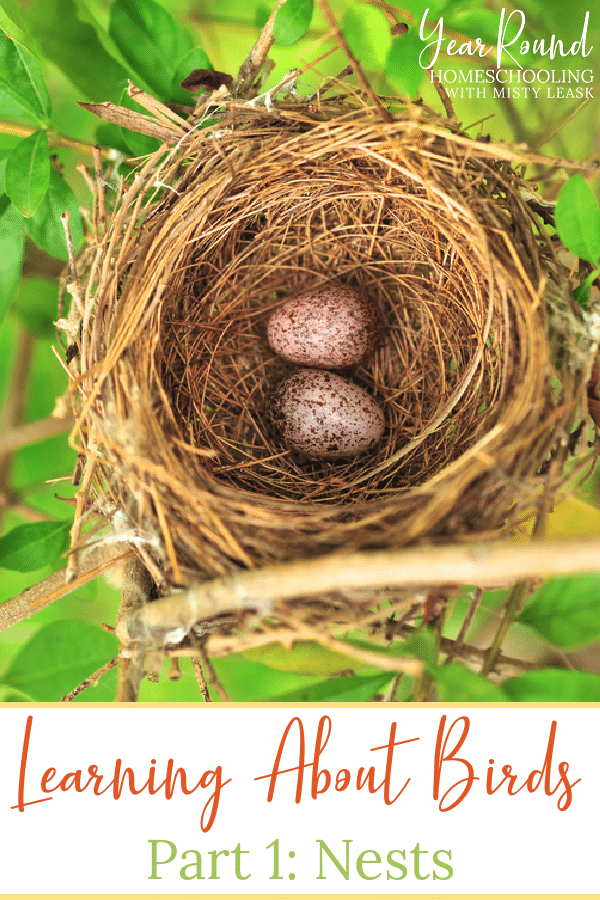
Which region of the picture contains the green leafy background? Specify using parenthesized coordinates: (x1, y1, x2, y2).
(1, 0, 599, 702)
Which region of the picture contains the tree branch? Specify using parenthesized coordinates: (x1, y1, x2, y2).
(123, 537, 600, 649)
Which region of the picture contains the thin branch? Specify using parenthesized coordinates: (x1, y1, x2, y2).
(125, 537, 600, 648)
(0, 121, 111, 159)
(61, 657, 118, 702)
(196, 642, 231, 702)
(115, 556, 155, 702)
(0, 415, 74, 456)
(444, 588, 482, 665)
(232, 0, 287, 97)
(192, 656, 212, 701)
(0, 549, 131, 632)
(316, 0, 393, 123)
(481, 579, 530, 677)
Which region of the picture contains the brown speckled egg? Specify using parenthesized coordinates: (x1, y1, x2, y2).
(267, 285, 381, 368)
(269, 369, 385, 460)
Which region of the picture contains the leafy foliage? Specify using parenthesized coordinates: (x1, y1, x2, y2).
(555, 174, 600, 266)
(24, 166, 83, 260)
(5, 130, 50, 217)
(518, 574, 600, 649)
(109, 0, 195, 101)
(273, 0, 314, 46)
(433, 663, 508, 702)
(0, 29, 51, 122)
(0, 520, 71, 572)
(2, 620, 118, 700)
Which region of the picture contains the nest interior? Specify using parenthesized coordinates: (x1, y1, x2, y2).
(71, 98, 593, 589)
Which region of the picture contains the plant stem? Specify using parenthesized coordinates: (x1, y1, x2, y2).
(115, 556, 155, 703)
(0, 121, 111, 159)
(128, 536, 600, 649)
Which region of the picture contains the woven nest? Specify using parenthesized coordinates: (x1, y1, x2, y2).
(67, 92, 596, 602)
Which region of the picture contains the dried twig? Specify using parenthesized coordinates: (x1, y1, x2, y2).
(0, 415, 74, 456)
(192, 656, 212, 701)
(0, 549, 131, 633)
(124, 537, 600, 651)
(317, 0, 393, 123)
(61, 657, 118, 702)
(196, 642, 231, 702)
(232, 0, 287, 97)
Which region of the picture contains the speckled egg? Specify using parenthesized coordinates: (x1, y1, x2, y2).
(269, 369, 385, 460)
(267, 285, 381, 368)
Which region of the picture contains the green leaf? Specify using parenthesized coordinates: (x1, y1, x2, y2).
(1, 0, 129, 102)
(573, 268, 600, 309)
(5, 130, 50, 217)
(517, 574, 600, 648)
(2, 620, 118, 701)
(0, 520, 71, 572)
(10, 276, 58, 339)
(25, 166, 83, 260)
(273, 0, 314, 46)
(555, 174, 600, 265)
(385, 30, 427, 98)
(433, 663, 509, 701)
(0, 28, 51, 122)
(0, 684, 34, 702)
(109, 0, 193, 101)
(243, 640, 360, 676)
(264, 672, 393, 702)
(0, 4, 31, 49)
(0, 201, 25, 328)
(504, 668, 600, 702)
(342, 3, 392, 70)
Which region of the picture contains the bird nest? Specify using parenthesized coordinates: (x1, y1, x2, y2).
(65, 84, 596, 635)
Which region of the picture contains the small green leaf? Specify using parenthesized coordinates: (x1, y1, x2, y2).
(109, 0, 193, 100)
(5, 130, 50, 217)
(25, 166, 83, 260)
(2, 620, 118, 701)
(555, 174, 600, 265)
(0, 520, 71, 572)
(264, 672, 393, 702)
(433, 663, 509, 701)
(11, 277, 58, 339)
(385, 30, 427, 98)
(517, 574, 600, 648)
(573, 268, 600, 309)
(273, 0, 314, 46)
(243, 640, 360, 676)
(0, 201, 25, 328)
(342, 4, 392, 70)
(0, 28, 51, 122)
(504, 669, 600, 702)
